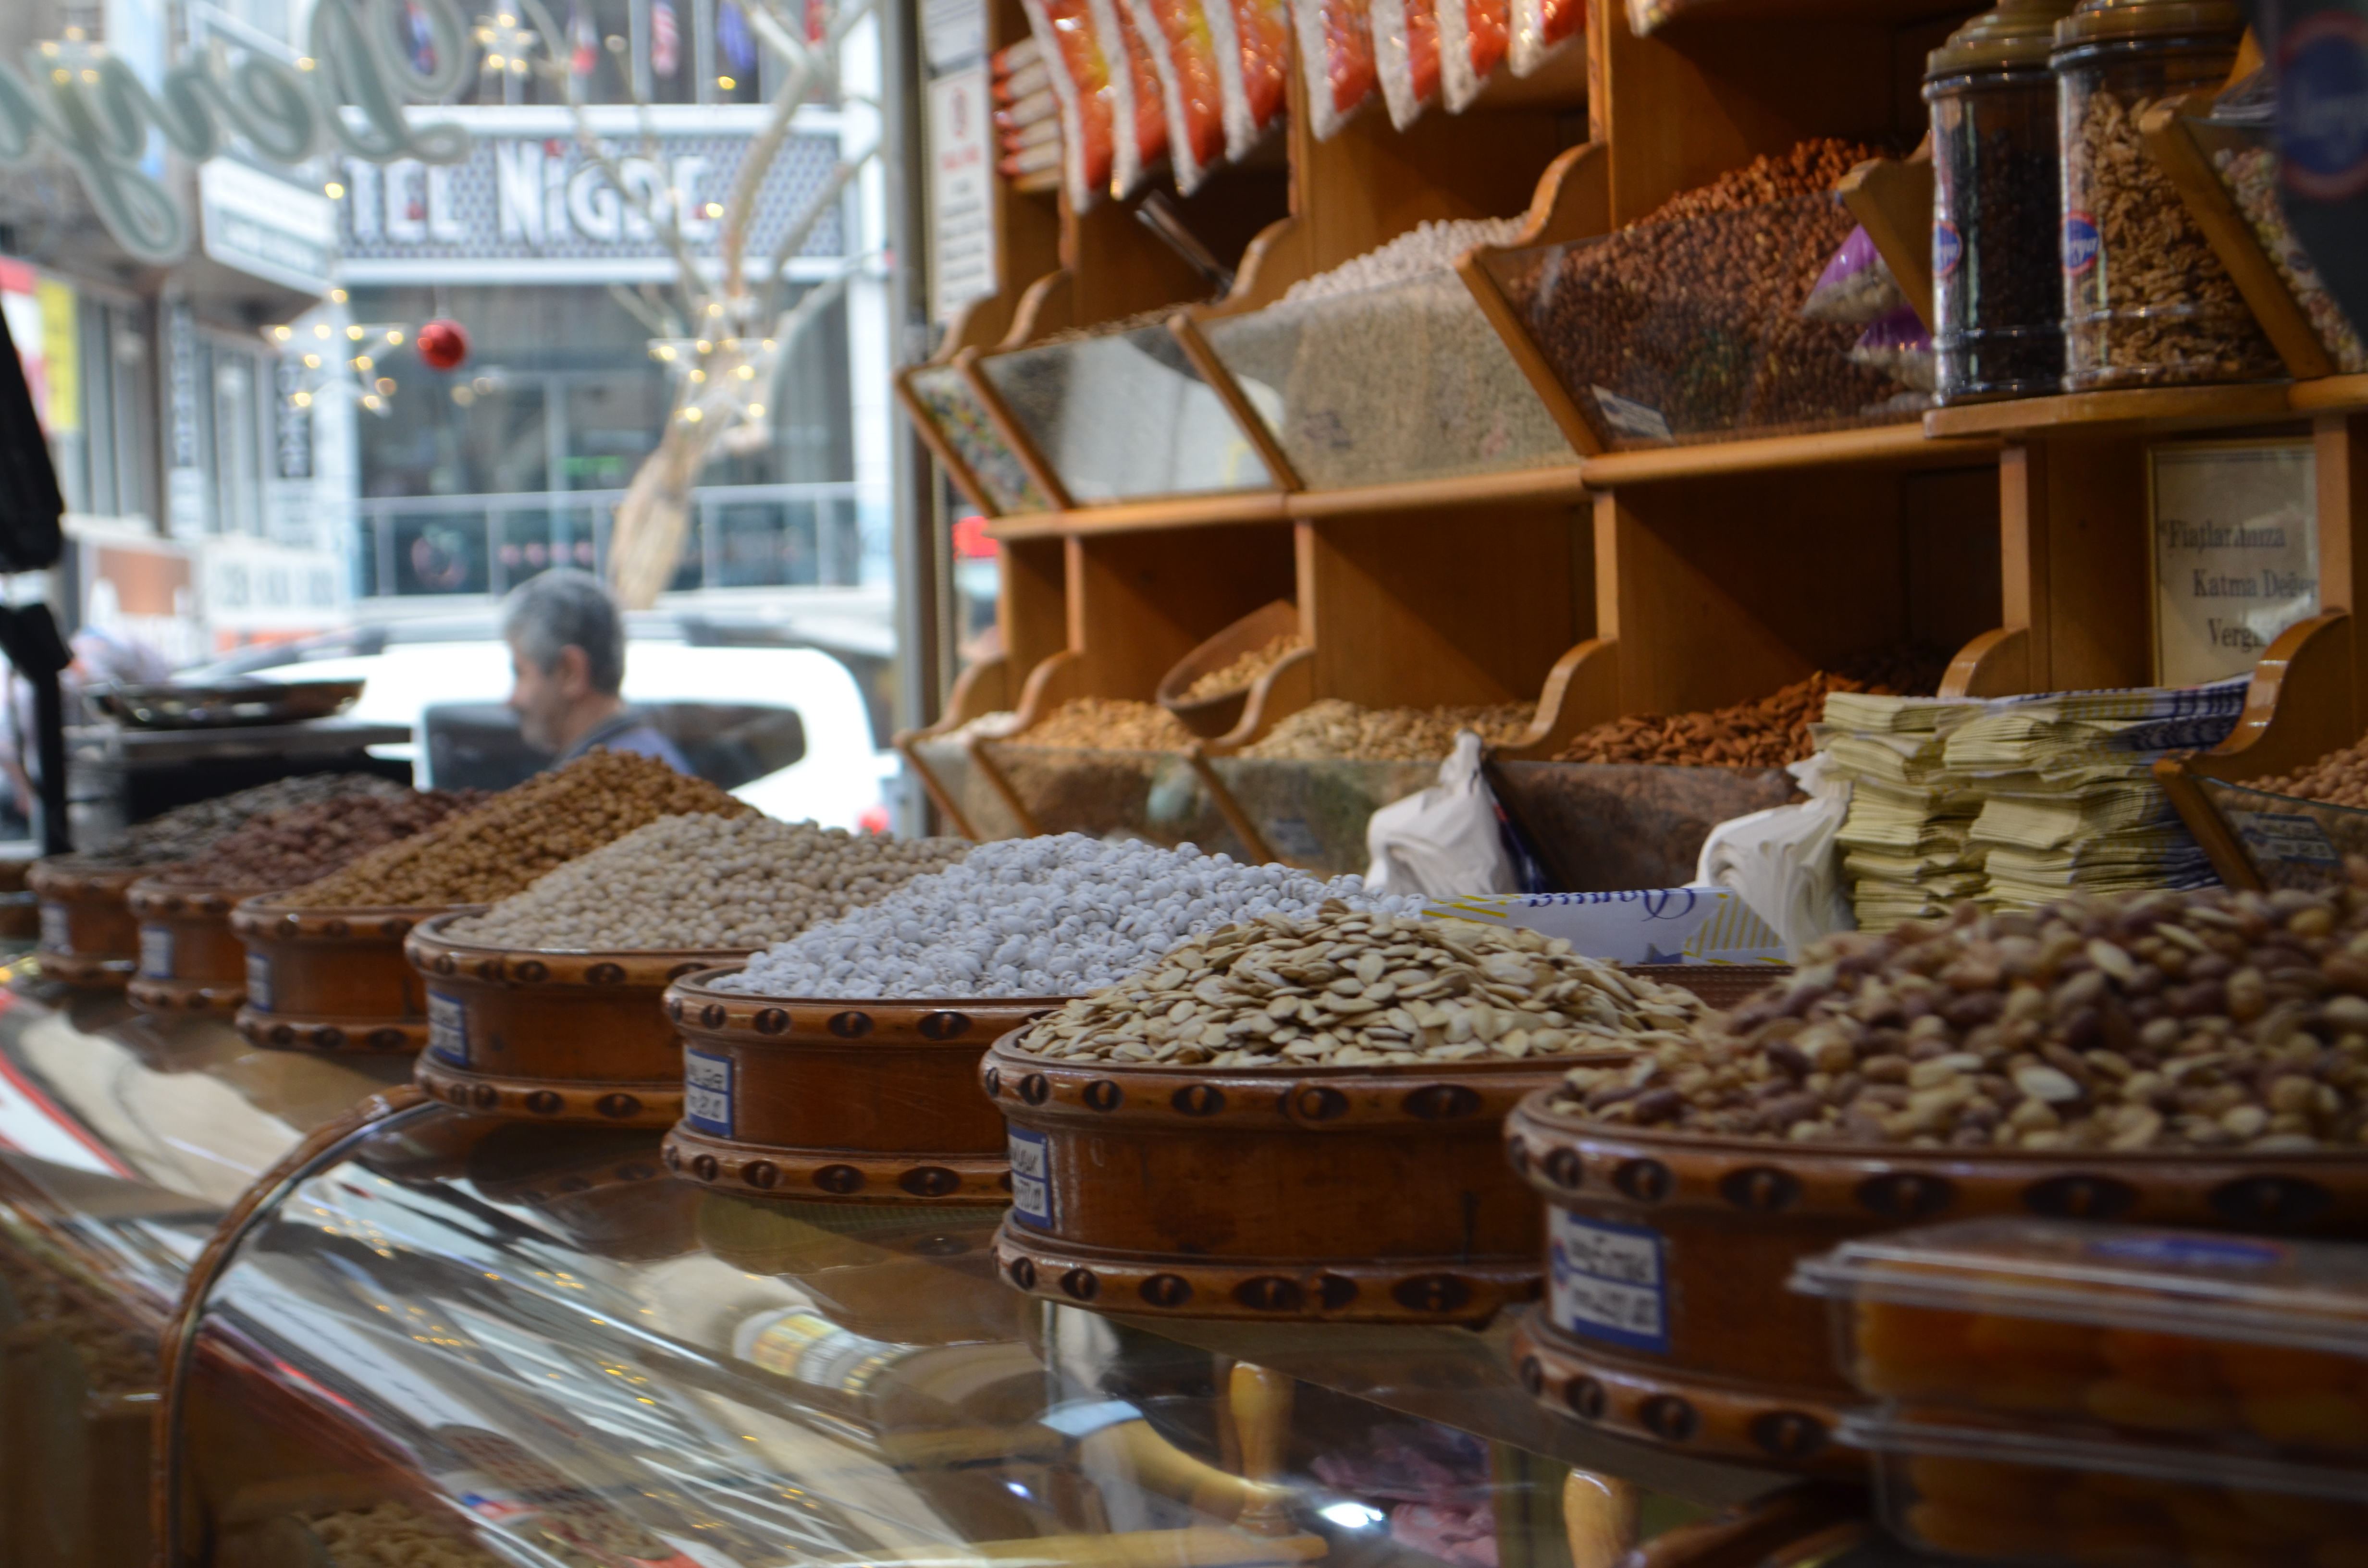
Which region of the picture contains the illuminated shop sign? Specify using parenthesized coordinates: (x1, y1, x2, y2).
(0, 0, 474, 264)
(333, 109, 847, 282)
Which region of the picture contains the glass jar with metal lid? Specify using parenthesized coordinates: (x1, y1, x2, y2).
(1927, 0, 2079, 402)
(2051, 0, 2278, 389)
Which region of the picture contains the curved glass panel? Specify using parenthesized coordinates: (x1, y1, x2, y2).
(176, 1108, 1775, 1568)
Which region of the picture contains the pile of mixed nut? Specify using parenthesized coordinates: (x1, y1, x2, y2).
(1012, 907, 1705, 1067)
(1556, 882, 2368, 1151)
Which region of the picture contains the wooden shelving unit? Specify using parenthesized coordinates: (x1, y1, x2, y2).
(896, 0, 2368, 860)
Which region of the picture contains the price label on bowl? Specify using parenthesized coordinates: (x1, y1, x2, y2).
(245, 952, 274, 1011)
(139, 925, 174, 980)
(683, 1048, 733, 1136)
(1008, 1128, 1053, 1228)
(39, 903, 68, 954)
(1548, 1210, 1669, 1354)
(427, 992, 468, 1066)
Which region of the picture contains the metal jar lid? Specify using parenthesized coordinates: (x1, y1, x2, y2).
(1927, 0, 2079, 76)
(2050, 0, 2244, 49)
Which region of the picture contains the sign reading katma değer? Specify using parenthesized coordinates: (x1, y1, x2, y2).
(2152, 439, 2320, 687)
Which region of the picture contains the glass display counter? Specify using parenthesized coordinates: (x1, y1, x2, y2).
(0, 976, 1795, 1568)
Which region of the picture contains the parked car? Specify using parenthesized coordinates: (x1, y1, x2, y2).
(193, 616, 896, 831)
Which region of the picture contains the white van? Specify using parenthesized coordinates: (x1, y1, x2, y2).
(198, 619, 897, 832)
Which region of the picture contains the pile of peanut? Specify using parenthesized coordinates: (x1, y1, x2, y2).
(2248, 730, 2368, 809)
(1244, 699, 1534, 762)
(1181, 632, 1308, 703)
(1015, 909, 1702, 1067)
(277, 751, 749, 908)
(1557, 880, 2368, 1152)
(1017, 698, 1196, 750)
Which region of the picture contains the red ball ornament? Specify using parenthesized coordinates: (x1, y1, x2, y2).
(416, 318, 469, 372)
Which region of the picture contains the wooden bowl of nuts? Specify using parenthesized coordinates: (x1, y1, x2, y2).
(981, 910, 1718, 1325)
(1156, 599, 1306, 740)
(28, 856, 150, 989)
(230, 898, 469, 1054)
(1504, 885, 2368, 1476)
(126, 877, 259, 1017)
(659, 968, 1069, 1204)
(406, 914, 751, 1127)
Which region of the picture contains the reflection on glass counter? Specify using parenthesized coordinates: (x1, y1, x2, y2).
(172, 1107, 1779, 1568)
(978, 330, 1274, 505)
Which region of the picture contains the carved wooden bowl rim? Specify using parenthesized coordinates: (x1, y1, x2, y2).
(1510, 1310, 1864, 1476)
(37, 950, 135, 984)
(127, 976, 245, 1012)
(1506, 1090, 2368, 1225)
(984, 1030, 1630, 1131)
(407, 912, 754, 991)
(232, 1004, 428, 1054)
(232, 896, 479, 943)
(127, 876, 270, 918)
(415, 1056, 684, 1126)
(29, 856, 160, 898)
(664, 968, 1077, 1049)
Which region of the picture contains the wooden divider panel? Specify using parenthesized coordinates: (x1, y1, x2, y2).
(1298, 506, 1591, 707)
(1998, 437, 2158, 694)
(1000, 536, 1069, 692)
(1067, 526, 1298, 697)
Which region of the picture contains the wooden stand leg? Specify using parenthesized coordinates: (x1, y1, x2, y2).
(1561, 1470, 1640, 1568)
(1187, 746, 1282, 866)
(1229, 1363, 1295, 1538)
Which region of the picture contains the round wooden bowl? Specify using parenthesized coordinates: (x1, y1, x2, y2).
(984, 1033, 1631, 1326)
(658, 969, 1071, 1205)
(229, 897, 467, 1053)
(1503, 1092, 2368, 1476)
(406, 914, 750, 1127)
(27, 857, 149, 989)
(125, 877, 261, 1017)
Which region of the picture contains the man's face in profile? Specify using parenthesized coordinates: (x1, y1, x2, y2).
(506, 636, 570, 753)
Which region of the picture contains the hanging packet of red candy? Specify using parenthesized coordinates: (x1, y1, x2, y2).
(1022, 0, 1118, 208)
(1371, 0, 1440, 128)
(1126, 0, 1227, 193)
(1507, 0, 1579, 75)
(1289, 0, 1377, 139)
(1436, 0, 1507, 110)
(1209, 0, 1289, 157)
(1088, 0, 1169, 196)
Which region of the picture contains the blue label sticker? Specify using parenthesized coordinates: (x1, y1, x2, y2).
(1008, 1127, 1052, 1229)
(1549, 1210, 1670, 1354)
(1933, 220, 1962, 280)
(2088, 1234, 2287, 1270)
(427, 991, 468, 1066)
(2062, 213, 2101, 276)
(245, 951, 273, 1011)
(2282, 12, 2368, 200)
(139, 925, 174, 980)
(683, 1047, 734, 1136)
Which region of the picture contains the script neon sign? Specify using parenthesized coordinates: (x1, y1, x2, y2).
(0, 0, 475, 264)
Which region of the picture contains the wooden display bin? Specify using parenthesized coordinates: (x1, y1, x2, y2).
(126, 879, 255, 1018)
(1505, 1088, 2368, 1476)
(660, 969, 1063, 1204)
(28, 858, 146, 991)
(406, 915, 749, 1127)
(231, 900, 463, 1054)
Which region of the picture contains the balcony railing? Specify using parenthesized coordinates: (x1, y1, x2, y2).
(347, 481, 868, 598)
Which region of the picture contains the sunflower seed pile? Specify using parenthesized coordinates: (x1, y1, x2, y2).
(1012, 909, 1704, 1067)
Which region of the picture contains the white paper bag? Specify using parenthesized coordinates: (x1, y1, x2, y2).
(1693, 753, 1854, 961)
(1364, 731, 1518, 897)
